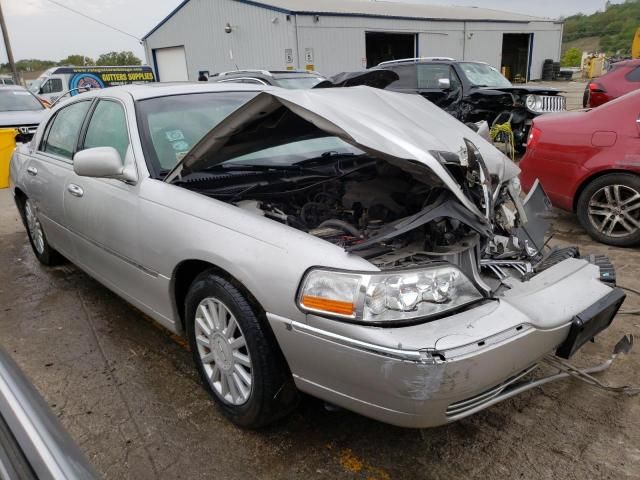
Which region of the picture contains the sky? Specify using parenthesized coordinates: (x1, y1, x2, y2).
(0, 0, 625, 64)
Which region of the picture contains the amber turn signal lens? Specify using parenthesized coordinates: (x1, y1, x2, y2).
(301, 295, 355, 316)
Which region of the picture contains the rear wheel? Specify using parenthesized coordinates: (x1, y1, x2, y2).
(577, 173, 640, 247)
(22, 198, 65, 265)
(185, 272, 298, 428)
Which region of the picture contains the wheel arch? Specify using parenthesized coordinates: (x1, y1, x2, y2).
(171, 259, 266, 336)
(572, 169, 640, 212)
(13, 187, 28, 225)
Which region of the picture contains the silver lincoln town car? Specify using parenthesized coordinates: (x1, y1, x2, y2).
(9, 83, 630, 429)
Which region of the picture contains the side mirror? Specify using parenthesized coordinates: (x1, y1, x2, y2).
(73, 147, 136, 183)
(438, 77, 451, 90)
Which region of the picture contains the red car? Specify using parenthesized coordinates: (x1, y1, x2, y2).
(520, 89, 640, 247)
(585, 59, 640, 108)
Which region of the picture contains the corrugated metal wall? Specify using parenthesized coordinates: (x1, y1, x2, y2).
(143, 0, 563, 80)
(144, 0, 298, 80)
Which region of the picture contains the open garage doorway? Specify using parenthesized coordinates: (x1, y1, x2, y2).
(501, 33, 532, 83)
(366, 32, 416, 68)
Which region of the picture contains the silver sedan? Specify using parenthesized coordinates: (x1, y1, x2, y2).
(8, 83, 628, 429)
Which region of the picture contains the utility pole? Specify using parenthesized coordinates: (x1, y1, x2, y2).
(0, 1, 18, 84)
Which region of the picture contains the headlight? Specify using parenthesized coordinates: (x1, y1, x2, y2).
(525, 94, 543, 113)
(509, 177, 522, 196)
(298, 265, 483, 325)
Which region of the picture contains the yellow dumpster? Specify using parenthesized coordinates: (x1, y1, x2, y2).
(0, 129, 17, 189)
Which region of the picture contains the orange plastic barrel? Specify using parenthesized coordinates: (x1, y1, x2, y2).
(0, 129, 17, 189)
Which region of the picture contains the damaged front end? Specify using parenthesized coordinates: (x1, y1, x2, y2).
(165, 86, 620, 327)
(166, 86, 634, 427)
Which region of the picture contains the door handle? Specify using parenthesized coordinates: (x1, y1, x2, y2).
(26, 166, 37, 176)
(67, 184, 84, 197)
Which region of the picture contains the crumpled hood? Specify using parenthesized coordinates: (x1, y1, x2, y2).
(165, 86, 519, 217)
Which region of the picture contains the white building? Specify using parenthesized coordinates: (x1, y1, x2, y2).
(143, 0, 564, 82)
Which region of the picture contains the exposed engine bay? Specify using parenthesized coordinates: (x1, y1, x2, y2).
(182, 148, 552, 294)
(169, 88, 578, 296)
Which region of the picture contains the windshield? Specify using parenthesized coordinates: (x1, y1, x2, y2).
(460, 62, 512, 88)
(0, 89, 44, 111)
(136, 91, 258, 176)
(273, 76, 324, 89)
(28, 77, 45, 93)
(222, 137, 363, 167)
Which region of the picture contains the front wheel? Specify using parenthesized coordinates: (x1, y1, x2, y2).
(185, 272, 298, 428)
(576, 173, 640, 247)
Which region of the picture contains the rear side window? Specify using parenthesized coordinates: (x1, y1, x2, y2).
(83, 100, 130, 160)
(385, 65, 417, 90)
(42, 101, 91, 159)
(41, 78, 63, 94)
(625, 67, 640, 82)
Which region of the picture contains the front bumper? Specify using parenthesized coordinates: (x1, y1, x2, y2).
(267, 258, 620, 428)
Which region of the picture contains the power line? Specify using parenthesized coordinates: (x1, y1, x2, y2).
(43, 0, 141, 42)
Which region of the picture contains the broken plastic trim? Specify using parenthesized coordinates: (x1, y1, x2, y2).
(464, 138, 494, 220)
(446, 334, 639, 422)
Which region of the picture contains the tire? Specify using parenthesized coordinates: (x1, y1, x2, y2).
(576, 173, 640, 247)
(20, 197, 65, 266)
(185, 271, 298, 428)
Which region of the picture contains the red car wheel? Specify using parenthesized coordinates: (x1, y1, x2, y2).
(577, 173, 640, 247)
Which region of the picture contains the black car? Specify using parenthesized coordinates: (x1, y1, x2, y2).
(209, 69, 326, 89)
(327, 58, 566, 151)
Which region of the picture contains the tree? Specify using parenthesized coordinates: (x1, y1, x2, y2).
(58, 55, 95, 66)
(96, 51, 142, 66)
(10, 59, 56, 73)
(561, 47, 582, 67)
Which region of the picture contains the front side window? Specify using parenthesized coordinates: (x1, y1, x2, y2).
(136, 91, 257, 175)
(459, 62, 512, 88)
(41, 78, 63, 94)
(42, 101, 91, 159)
(83, 100, 130, 160)
(417, 64, 461, 90)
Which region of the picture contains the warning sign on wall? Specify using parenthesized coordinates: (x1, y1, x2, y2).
(304, 48, 314, 64)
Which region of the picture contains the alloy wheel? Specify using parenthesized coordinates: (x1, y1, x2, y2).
(194, 297, 253, 406)
(24, 199, 45, 254)
(587, 184, 640, 238)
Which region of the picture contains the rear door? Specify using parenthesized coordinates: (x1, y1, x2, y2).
(22, 99, 92, 260)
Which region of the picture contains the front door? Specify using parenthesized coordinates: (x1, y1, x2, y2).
(416, 63, 463, 114)
(63, 98, 158, 310)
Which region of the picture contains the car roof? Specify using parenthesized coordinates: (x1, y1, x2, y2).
(80, 82, 273, 101)
(379, 59, 486, 68)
